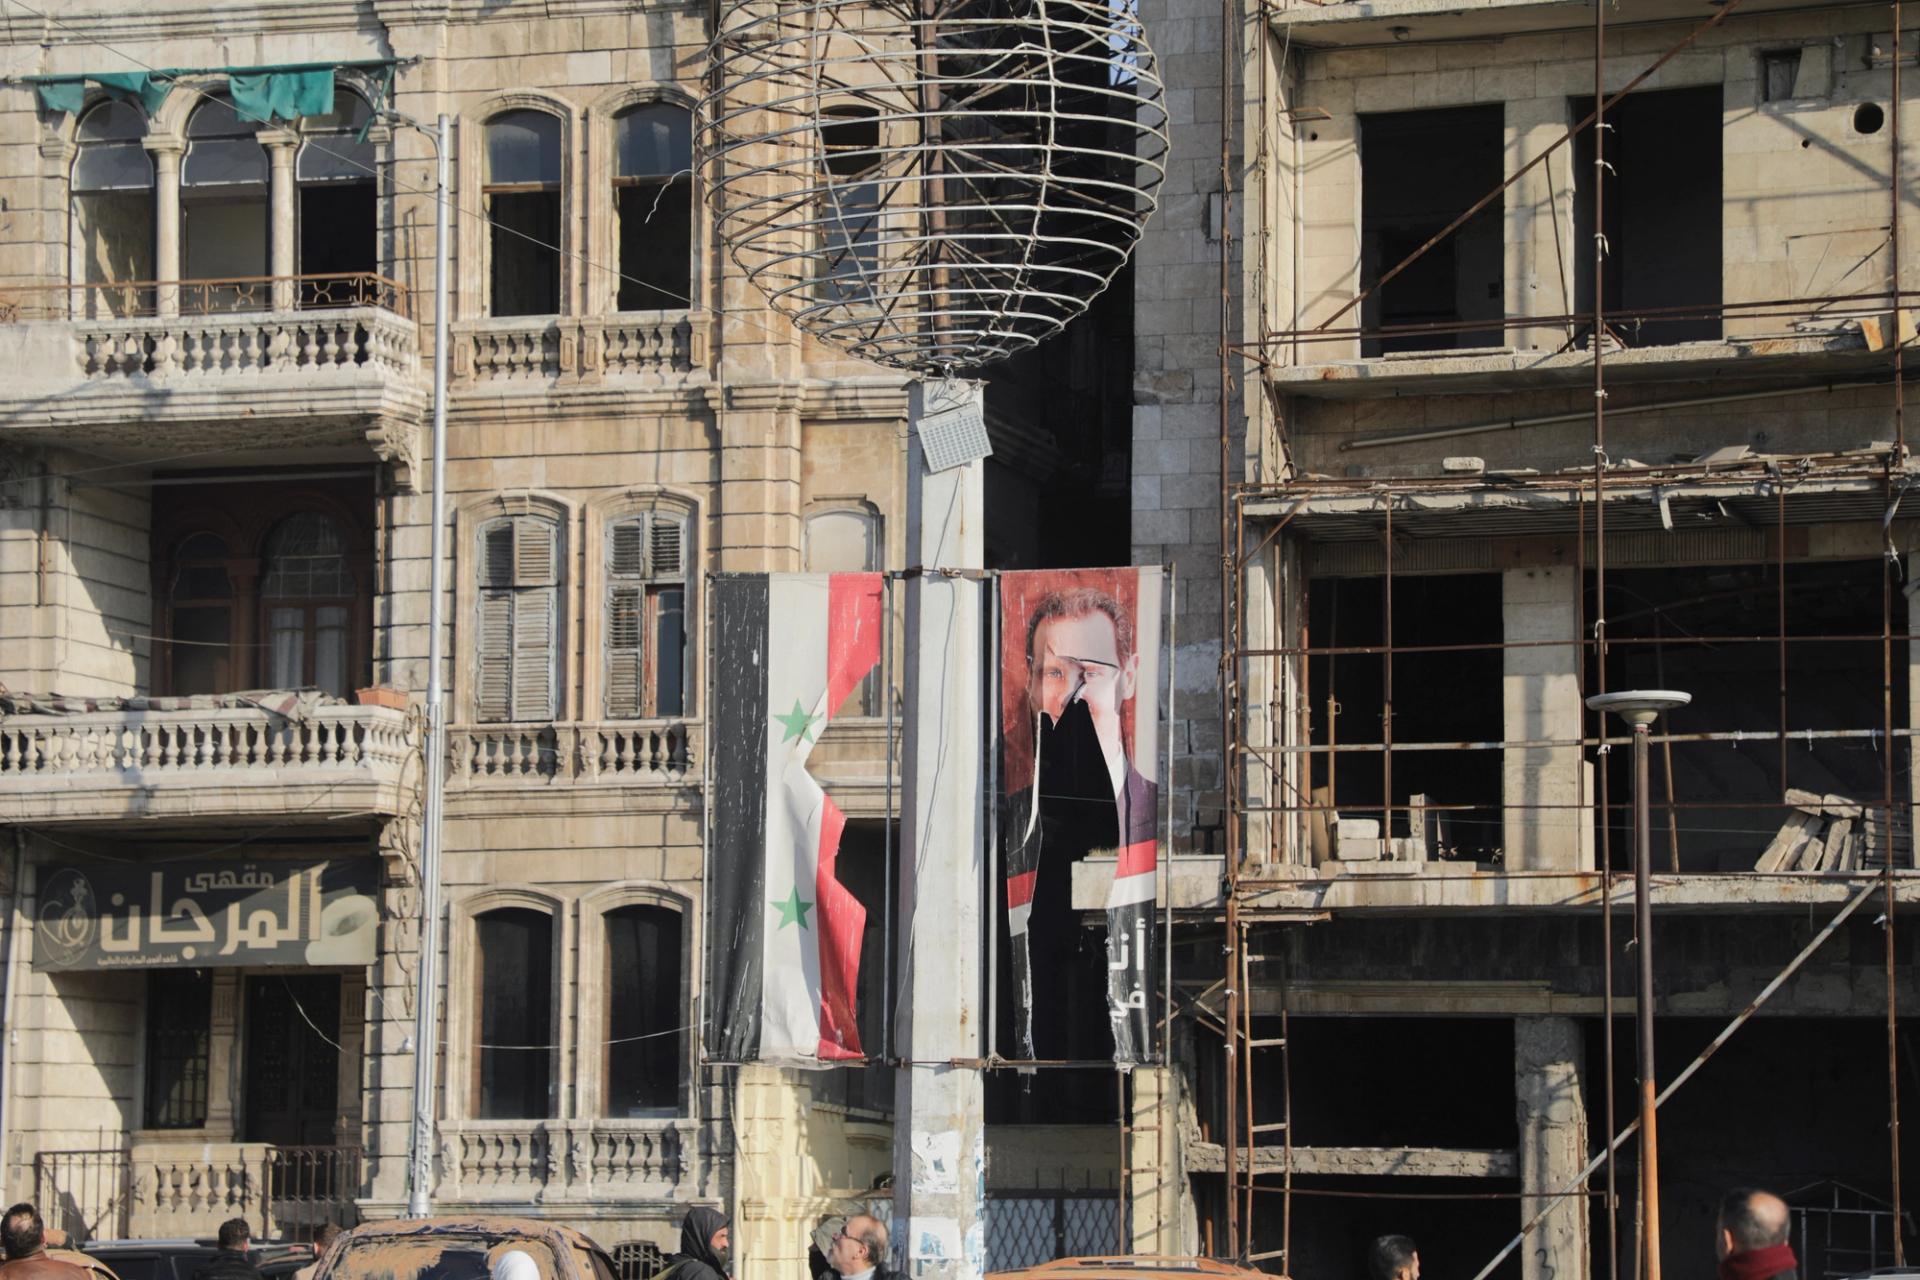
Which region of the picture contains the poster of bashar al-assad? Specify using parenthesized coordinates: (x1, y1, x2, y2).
(999, 567, 1165, 1065)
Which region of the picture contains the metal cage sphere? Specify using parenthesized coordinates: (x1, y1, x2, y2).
(700, 0, 1169, 372)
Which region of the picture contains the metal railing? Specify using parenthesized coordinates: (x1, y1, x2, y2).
(35, 1149, 132, 1245)
(1, 273, 410, 321)
(262, 1145, 362, 1240)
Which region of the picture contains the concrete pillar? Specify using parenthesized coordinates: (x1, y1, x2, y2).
(1909, 551, 1919, 868)
(265, 134, 298, 310)
(150, 144, 182, 317)
(1502, 567, 1593, 870)
(205, 971, 240, 1139)
(1515, 1016, 1588, 1280)
(1127, 1067, 1187, 1255)
(710, 385, 804, 573)
(892, 383, 986, 1280)
(1504, 98, 1578, 355)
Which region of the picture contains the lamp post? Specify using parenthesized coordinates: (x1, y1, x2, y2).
(1585, 689, 1691, 1280)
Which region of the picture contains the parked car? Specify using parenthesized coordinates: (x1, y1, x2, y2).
(41, 1232, 124, 1280)
(989, 1260, 1277, 1280)
(310, 1218, 618, 1280)
(80, 1239, 318, 1280)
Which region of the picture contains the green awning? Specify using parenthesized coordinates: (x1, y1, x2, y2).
(28, 60, 398, 123)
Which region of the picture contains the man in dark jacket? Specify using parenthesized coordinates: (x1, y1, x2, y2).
(191, 1219, 262, 1280)
(1716, 1189, 1798, 1280)
(0, 1204, 89, 1280)
(662, 1207, 730, 1280)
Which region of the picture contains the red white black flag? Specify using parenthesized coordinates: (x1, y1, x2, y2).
(706, 573, 883, 1063)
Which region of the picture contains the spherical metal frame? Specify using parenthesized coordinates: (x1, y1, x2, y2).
(700, 0, 1169, 372)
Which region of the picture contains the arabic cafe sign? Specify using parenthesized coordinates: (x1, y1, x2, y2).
(33, 859, 379, 971)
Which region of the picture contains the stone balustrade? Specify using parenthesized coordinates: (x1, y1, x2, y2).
(439, 1122, 692, 1201)
(448, 720, 699, 786)
(0, 705, 417, 824)
(76, 307, 417, 380)
(456, 312, 706, 382)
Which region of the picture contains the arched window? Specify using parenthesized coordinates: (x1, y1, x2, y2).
(475, 513, 561, 722)
(183, 96, 269, 307)
(613, 104, 692, 311)
(805, 506, 882, 714)
(602, 903, 683, 1117)
(603, 509, 687, 719)
(167, 532, 234, 696)
(485, 110, 562, 316)
(473, 907, 554, 1120)
(817, 105, 884, 304)
(261, 513, 356, 697)
(71, 100, 154, 312)
(295, 89, 377, 304)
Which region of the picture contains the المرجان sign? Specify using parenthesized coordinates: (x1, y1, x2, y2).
(33, 858, 379, 971)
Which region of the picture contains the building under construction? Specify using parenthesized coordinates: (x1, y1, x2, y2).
(1166, 1, 1920, 1278)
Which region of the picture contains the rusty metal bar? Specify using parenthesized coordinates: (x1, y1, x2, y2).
(1382, 494, 1395, 843)
(1249, 632, 1920, 659)
(1888, 0, 1909, 1258)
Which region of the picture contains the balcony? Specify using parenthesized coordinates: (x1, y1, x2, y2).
(1267, 0, 1821, 45)
(447, 720, 699, 788)
(437, 1120, 694, 1208)
(0, 274, 426, 466)
(452, 312, 709, 386)
(0, 696, 417, 825)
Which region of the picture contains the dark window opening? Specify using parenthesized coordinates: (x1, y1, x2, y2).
(603, 904, 683, 1118)
(261, 512, 359, 697)
(1306, 573, 1505, 858)
(182, 97, 269, 306)
(475, 907, 554, 1119)
(486, 111, 561, 317)
(1762, 49, 1804, 103)
(144, 970, 212, 1129)
(297, 90, 378, 305)
(805, 819, 897, 1115)
(1589, 560, 1905, 873)
(1573, 86, 1723, 346)
(818, 105, 886, 305)
(243, 975, 341, 1145)
(1359, 106, 1505, 356)
(166, 531, 235, 697)
(614, 104, 692, 311)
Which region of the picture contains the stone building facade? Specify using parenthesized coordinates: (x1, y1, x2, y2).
(0, 0, 918, 1254)
(1168, 1, 1920, 1277)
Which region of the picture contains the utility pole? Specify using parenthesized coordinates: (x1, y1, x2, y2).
(405, 111, 453, 1220)
(1587, 689, 1690, 1280)
(892, 380, 989, 1280)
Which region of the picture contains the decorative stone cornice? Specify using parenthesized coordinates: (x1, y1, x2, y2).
(365, 415, 423, 491)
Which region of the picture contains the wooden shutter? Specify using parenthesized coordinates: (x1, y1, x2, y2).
(476, 515, 560, 722)
(648, 514, 685, 579)
(606, 584, 644, 719)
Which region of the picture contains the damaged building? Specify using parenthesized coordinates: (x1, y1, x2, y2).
(1168, 0, 1920, 1277)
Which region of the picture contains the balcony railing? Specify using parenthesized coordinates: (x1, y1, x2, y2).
(36, 1144, 360, 1245)
(455, 312, 705, 383)
(2, 273, 410, 321)
(440, 1122, 690, 1201)
(0, 704, 418, 823)
(448, 720, 698, 785)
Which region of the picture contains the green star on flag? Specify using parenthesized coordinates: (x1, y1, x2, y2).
(773, 888, 814, 929)
(775, 698, 819, 744)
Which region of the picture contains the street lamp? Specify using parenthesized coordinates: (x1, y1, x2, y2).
(1585, 689, 1691, 1280)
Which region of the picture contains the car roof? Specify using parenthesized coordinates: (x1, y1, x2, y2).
(337, 1219, 606, 1253)
(987, 1259, 1274, 1280)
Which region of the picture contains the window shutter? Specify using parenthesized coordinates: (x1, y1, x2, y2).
(483, 522, 516, 589)
(648, 515, 685, 580)
(609, 519, 647, 576)
(513, 584, 556, 720)
(606, 584, 644, 719)
(476, 591, 514, 722)
(514, 518, 557, 587)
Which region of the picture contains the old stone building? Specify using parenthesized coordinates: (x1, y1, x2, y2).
(1160, 0, 1920, 1276)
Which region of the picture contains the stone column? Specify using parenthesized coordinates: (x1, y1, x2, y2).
(265, 132, 298, 310)
(1504, 97, 1578, 355)
(1127, 1067, 1186, 1254)
(711, 385, 804, 573)
(205, 972, 241, 1139)
(1515, 1016, 1588, 1280)
(149, 143, 182, 317)
(1503, 567, 1592, 870)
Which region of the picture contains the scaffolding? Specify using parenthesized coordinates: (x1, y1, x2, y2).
(1210, 0, 1916, 1275)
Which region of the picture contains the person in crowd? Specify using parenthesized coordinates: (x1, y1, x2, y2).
(0, 1204, 87, 1280)
(1717, 1188, 1798, 1280)
(826, 1215, 897, 1280)
(1369, 1234, 1420, 1280)
(661, 1207, 730, 1280)
(191, 1219, 261, 1280)
(292, 1224, 344, 1280)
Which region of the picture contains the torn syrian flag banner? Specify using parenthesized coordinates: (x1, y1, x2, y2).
(706, 572, 884, 1064)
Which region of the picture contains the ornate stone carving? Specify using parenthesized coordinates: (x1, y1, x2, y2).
(365, 416, 422, 492)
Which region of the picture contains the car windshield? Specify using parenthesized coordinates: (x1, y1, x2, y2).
(328, 1237, 560, 1280)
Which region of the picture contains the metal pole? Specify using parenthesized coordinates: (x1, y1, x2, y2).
(1632, 721, 1661, 1280)
(406, 112, 453, 1221)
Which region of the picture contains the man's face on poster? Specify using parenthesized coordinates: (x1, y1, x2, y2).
(1028, 609, 1139, 746)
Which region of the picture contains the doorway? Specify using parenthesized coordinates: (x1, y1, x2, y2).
(243, 975, 341, 1145)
